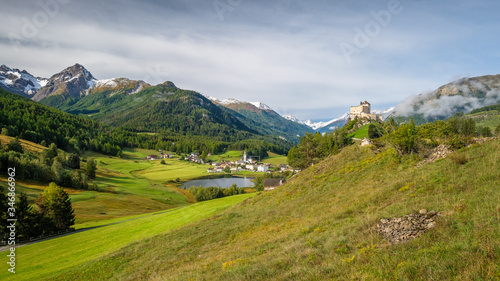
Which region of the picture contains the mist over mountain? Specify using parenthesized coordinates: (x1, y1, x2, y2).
(393, 75, 500, 121)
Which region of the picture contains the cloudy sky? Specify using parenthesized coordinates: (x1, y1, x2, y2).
(1, 0, 500, 120)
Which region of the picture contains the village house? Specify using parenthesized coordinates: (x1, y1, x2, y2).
(147, 155, 159, 160)
(245, 164, 256, 171)
(257, 165, 269, 172)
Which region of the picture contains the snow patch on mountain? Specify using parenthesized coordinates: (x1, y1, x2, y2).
(372, 107, 395, 120)
(282, 114, 304, 124)
(204, 95, 273, 111)
(0, 65, 48, 96)
(95, 78, 117, 88)
(249, 101, 271, 110)
(302, 112, 350, 130)
(220, 98, 244, 105)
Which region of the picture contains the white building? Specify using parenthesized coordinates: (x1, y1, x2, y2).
(257, 165, 269, 172)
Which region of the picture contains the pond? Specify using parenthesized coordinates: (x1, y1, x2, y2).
(182, 176, 255, 189)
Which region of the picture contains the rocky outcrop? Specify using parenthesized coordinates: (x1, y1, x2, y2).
(0, 65, 48, 98)
(417, 144, 452, 167)
(376, 210, 440, 244)
(33, 63, 96, 101)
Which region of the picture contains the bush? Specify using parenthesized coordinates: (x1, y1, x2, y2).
(450, 153, 468, 165)
(481, 127, 493, 137)
(6, 138, 23, 153)
(388, 120, 418, 155)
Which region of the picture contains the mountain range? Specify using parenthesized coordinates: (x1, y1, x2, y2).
(2, 63, 499, 135)
(0, 64, 311, 142)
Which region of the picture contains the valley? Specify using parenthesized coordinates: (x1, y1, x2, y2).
(1, 65, 499, 280)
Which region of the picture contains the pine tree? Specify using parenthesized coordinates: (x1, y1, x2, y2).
(35, 183, 75, 232)
(16, 193, 33, 240)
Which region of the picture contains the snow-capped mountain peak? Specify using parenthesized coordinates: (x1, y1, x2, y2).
(282, 114, 304, 124)
(203, 95, 273, 111)
(219, 98, 244, 105)
(372, 107, 395, 120)
(249, 101, 271, 110)
(301, 112, 350, 130)
(0, 65, 48, 97)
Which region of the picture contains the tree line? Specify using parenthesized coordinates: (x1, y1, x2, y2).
(0, 138, 97, 190)
(0, 90, 292, 158)
(287, 127, 352, 169)
(188, 184, 246, 202)
(287, 113, 499, 169)
(0, 182, 75, 241)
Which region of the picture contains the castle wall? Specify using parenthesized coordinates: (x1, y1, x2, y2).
(349, 103, 381, 122)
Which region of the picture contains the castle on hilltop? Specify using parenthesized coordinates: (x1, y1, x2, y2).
(350, 101, 382, 122)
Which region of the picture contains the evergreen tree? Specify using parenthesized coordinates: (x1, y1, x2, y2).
(67, 153, 80, 169)
(34, 183, 75, 232)
(15, 193, 33, 240)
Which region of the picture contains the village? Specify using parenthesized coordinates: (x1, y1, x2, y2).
(146, 150, 295, 174)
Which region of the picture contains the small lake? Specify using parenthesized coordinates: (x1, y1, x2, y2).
(182, 176, 255, 189)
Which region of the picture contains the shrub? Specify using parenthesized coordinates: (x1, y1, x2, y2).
(388, 120, 418, 155)
(481, 126, 493, 137)
(450, 153, 468, 165)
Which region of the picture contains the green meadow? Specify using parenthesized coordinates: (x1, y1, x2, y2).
(207, 150, 243, 162)
(348, 123, 375, 139)
(0, 193, 255, 281)
(262, 151, 288, 165)
(41, 139, 500, 280)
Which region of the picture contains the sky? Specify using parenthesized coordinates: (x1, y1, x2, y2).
(1, 0, 500, 121)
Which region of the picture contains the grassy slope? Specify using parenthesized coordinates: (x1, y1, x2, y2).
(207, 150, 243, 162)
(0, 193, 255, 281)
(262, 151, 288, 165)
(0, 135, 47, 153)
(465, 110, 500, 130)
(348, 123, 375, 139)
(46, 139, 499, 280)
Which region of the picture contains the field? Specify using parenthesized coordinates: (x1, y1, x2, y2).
(0, 193, 255, 281)
(262, 151, 288, 165)
(0, 143, 274, 225)
(207, 150, 243, 162)
(39, 139, 499, 280)
(133, 158, 209, 182)
(0, 135, 47, 153)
